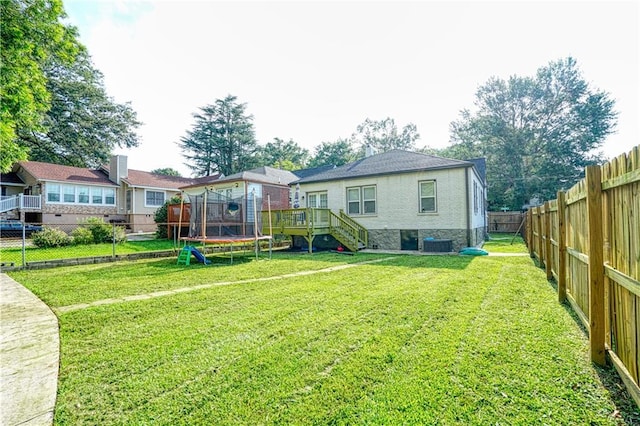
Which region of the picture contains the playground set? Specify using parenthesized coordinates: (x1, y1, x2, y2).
(174, 188, 275, 265)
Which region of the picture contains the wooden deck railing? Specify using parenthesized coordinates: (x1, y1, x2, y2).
(338, 210, 368, 248)
(262, 208, 367, 252)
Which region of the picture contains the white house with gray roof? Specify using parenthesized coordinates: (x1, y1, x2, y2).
(293, 149, 487, 251)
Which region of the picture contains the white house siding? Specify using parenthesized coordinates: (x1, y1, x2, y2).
(299, 167, 482, 251)
(468, 168, 487, 247)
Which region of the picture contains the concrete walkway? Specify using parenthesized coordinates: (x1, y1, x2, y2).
(0, 273, 59, 426)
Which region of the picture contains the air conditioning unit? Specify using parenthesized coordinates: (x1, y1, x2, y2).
(423, 238, 453, 253)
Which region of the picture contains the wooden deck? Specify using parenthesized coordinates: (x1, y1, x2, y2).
(261, 208, 367, 252)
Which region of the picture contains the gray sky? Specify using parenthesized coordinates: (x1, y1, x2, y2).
(63, 0, 639, 176)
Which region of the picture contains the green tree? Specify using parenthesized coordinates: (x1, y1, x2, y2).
(154, 195, 182, 239)
(151, 167, 182, 177)
(352, 117, 420, 154)
(446, 57, 616, 210)
(179, 95, 258, 177)
(18, 49, 141, 167)
(258, 138, 308, 170)
(0, 0, 80, 171)
(308, 138, 357, 167)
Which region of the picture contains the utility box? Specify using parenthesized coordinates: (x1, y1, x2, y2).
(423, 238, 453, 253)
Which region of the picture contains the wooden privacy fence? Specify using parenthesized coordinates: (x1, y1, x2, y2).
(527, 145, 640, 407)
(488, 212, 526, 233)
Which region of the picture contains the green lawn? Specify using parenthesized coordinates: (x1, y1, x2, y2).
(483, 232, 529, 253)
(0, 239, 177, 264)
(9, 250, 637, 425)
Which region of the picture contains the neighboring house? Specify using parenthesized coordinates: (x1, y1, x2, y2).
(104, 156, 209, 232)
(175, 166, 299, 237)
(0, 156, 205, 233)
(292, 149, 487, 251)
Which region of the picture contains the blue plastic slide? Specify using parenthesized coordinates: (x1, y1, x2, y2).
(189, 246, 212, 264)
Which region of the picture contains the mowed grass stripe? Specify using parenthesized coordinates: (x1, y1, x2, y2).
(9, 252, 395, 307)
(55, 256, 396, 313)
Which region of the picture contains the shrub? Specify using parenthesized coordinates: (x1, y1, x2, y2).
(32, 227, 72, 248)
(79, 217, 128, 244)
(113, 225, 127, 244)
(154, 195, 183, 239)
(71, 227, 94, 245)
(82, 217, 111, 243)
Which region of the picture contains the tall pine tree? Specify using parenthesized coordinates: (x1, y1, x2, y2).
(179, 95, 258, 177)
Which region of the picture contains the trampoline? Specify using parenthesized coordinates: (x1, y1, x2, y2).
(176, 186, 275, 263)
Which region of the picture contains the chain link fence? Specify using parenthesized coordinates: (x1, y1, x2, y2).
(0, 220, 178, 270)
(0, 220, 287, 271)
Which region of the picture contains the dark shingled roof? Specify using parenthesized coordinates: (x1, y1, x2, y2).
(467, 158, 486, 182)
(292, 165, 336, 179)
(295, 150, 473, 184)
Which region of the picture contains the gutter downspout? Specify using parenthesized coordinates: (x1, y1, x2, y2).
(465, 167, 471, 247)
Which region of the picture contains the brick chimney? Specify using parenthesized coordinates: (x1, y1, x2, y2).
(109, 155, 128, 185)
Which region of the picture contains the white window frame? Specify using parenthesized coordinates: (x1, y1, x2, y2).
(78, 186, 90, 204)
(91, 187, 103, 204)
(62, 185, 76, 203)
(306, 191, 328, 208)
(419, 180, 437, 213)
(473, 182, 479, 213)
(145, 189, 165, 207)
(45, 183, 116, 206)
(46, 183, 60, 202)
(104, 188, 116, 205)
(362, 186, 376, 214)
(346, 185, 376, 215)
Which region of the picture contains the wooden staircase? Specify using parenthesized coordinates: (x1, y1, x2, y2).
(262, 208, 367, 252)
(328, 210, 367, 251)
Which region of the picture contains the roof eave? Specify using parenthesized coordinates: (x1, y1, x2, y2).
(297, 163, 473, 185)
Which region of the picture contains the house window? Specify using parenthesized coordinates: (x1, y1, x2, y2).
(473, 182, 479, 213)
(346, 185, 376, 215)
(145, 190, 165, 207)
(91, 187, 103, 204)
(46, 183, 114, 205)
(419, 180, 437, 212)
(363, 186, 376, 214)
(104, 188, 115, 205)
(126, 189, 132, 211)
(307, 191, 328, 208)
(78, 187, 90, 204)
(63, 185, 75, 203)
(47, 184, 60, 202)
(347, 188, 360, 214)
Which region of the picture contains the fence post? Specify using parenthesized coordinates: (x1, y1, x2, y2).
(527, 209, 534, 258)
(557, 191, 567, 303)
(112, 223, 116, 260)
(544, 201, 553, 281)
(586, 165, 605, 366)
(21, 222, 26, 268)
(537, 207, 544, 267)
